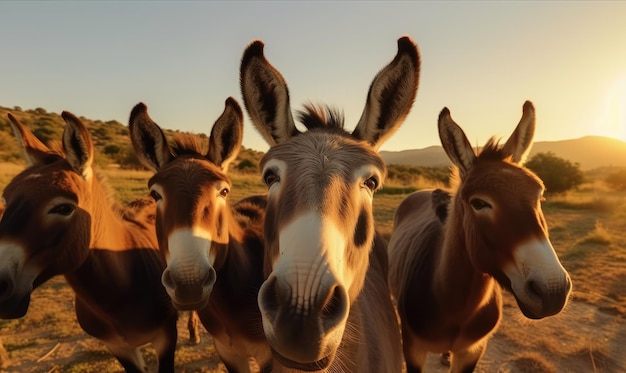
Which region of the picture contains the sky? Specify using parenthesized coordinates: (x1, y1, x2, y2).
(1, 1, 625, 153)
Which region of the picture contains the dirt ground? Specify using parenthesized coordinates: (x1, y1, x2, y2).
(425, 293, 625, 373)
(1, 286, 624, 373)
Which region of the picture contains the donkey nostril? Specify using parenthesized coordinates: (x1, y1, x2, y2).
(161, 269, 175, 291)
(203, 267, 217, 288)
(525, 280, 543, 300)
(321, 285, 348, 331)
(259, 276, 279, 317)
(0, 277, 14, 301)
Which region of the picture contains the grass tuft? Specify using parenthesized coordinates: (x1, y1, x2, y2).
(578, 221, 613, 246)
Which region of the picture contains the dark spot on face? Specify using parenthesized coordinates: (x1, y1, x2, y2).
(353, 209, 369, 247)
(216, 212, 223, 238)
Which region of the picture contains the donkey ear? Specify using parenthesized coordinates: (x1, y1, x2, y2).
(7, 113, 52, 166)
(502, 100, 536, 164)
(352, 36, 421, 150)
(128, 103, 173, 172)
(61, 111, 94, 180)
(240, 39, 299, 146)
(207, 97, 244, 171)
(438, 107, 476, 178)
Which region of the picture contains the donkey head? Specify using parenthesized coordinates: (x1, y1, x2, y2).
(0, 112, 95, 318)
(240, 36, 420, 368)
(438, 101, 572, 319)
(129, 98, 244, 310)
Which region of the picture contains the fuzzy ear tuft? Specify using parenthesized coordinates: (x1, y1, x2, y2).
(60, 111, 94, 179)
(352, 35, 421, 150)
(240, 39, 300, 146)
(207, 97, 244, 171)
(438, 107, 477, 178)
(128, 102, 173, 172)
(502, 100, 536, 164)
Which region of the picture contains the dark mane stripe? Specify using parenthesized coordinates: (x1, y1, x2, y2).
(172, 133, 208, 157)
(297, 104, 345, 131)
(478, 137, 509, 161)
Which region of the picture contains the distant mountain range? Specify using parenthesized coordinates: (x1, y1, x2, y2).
(2, 105, 625, 171)
(380, 136, 626, 171)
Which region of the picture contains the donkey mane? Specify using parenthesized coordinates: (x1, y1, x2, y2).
(171, 133, 208, 157)
(477, 137, 511, 162)
(447, 137, 515, 190)
(94, 168, 133, 218)
(297, 103, 346, 132)
(37, 140, 66, 165)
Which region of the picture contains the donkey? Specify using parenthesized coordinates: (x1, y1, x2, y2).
(0, 112, 178, 372)
(387, 101, 572, 372)
(129, 97, 272, 372)
(240, 36, 421, 371)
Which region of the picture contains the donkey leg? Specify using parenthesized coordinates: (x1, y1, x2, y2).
(450, 339, 487, 373)
(105, 344, 147, 373)
(213, 338, 250, 373)
(153, 320, 178, 373)
(402, 328, 428, 373)
(187, 310, 201, 345)
(440, 351, 451, 366)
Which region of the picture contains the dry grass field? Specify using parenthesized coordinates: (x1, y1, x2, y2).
(0, 162, 624, 372)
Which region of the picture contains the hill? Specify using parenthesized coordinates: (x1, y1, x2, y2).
(381, 136, 626, 170)
(2, 105, 625, 171)
(0, 105, 264, 171)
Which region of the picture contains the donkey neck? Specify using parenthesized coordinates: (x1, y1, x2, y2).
(89, 178, 156, 252)
(214, 206, 265, 301)
(434, 196, 497, 312)
(63, 177, 164, 320)
(201, 220, 267, 342)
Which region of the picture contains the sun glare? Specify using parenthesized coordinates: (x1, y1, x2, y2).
(595, 74, 626, 142)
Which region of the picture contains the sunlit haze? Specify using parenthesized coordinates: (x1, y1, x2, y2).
(1, 1, 625, 152)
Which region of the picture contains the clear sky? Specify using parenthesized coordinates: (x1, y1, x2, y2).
(1, 1, 625, 153)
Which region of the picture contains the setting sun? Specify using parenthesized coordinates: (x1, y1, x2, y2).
(595, 74, 626, 142)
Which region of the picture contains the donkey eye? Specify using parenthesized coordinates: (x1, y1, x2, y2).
(219, 187, 229, 198)
(49, 203, 75, 216)
(469, 198, 491, 211)
(363, 177, 379, 192)
(263, 170, 280, 188)
(150, 190, 162, 202)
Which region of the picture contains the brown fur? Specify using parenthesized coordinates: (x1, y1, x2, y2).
(0, 114, 178, 372)
(388, 104, 571, 373)
(129, 100, 272, 372)
(240, 36, 421, 372)
(259, 119, 403, 372)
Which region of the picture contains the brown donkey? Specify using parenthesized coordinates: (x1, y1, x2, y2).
(0, 113, 179, 372)
(388, 101, 572, 373)
(240, 36, 420, 371)
(129, 98, 271, 372)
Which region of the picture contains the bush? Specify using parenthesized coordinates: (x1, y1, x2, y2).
(386, 164, 449, 186)
(525, 152, 583, 194)
(236, 158, 258, 173)
(605, 169, 626, 191)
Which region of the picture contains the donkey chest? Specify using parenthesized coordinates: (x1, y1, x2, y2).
(406, 288, 502, 352)
(199, 281, 266, 341)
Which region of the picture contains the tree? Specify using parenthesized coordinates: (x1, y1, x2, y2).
(524, 152, 584, 194)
